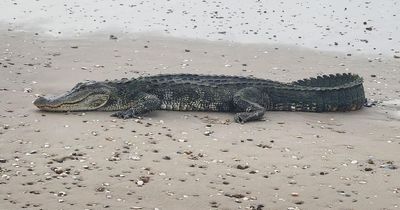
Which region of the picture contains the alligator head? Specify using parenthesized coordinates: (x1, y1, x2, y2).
(34, 81, 121, 112)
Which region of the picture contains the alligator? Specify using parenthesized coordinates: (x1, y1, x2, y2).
(34, 73, 365, 123)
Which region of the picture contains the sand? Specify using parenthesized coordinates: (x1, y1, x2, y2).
(0, 27, 399, 210)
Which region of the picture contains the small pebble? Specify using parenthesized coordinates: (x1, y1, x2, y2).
(291, 192, 299, 197)
(136, 180, 144, 186)
(236, 165, 249, 170)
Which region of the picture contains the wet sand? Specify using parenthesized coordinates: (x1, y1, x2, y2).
(0, 28, 400, 210)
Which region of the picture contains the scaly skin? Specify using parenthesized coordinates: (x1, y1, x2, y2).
(34, 73, 365, 123)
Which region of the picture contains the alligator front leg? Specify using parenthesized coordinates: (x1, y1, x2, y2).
(111, 93, 161, 119)
(233, 87, 269, 123)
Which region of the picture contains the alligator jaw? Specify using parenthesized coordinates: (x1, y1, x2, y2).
(34, 93, 110, 112)
(34, 96, 79, 111)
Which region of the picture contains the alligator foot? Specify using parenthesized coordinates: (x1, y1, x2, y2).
(111, 110, 138, 119)
(111, 93, 161, 119)
(234, 111, 265, 123)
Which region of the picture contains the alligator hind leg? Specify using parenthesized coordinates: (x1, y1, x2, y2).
(111, 93, 161, 119)
(233, 87, 269, 123)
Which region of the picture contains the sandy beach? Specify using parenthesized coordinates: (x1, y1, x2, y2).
(1, 1, 400, 210)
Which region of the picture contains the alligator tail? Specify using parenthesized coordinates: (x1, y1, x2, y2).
(289, 73, 365, 112)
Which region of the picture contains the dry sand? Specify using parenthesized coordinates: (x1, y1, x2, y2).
(0, 28, 400, 210)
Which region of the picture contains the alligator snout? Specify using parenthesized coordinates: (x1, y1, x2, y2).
(34, 96, 49, 107)
(34, 96, 59, 109)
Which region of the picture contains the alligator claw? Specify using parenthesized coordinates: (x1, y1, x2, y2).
(111, 110, 137, 119)
(234, 111, 265, 123)
(234, 113, 249, 124)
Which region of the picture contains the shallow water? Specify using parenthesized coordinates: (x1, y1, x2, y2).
(0, 0, 399, 55)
